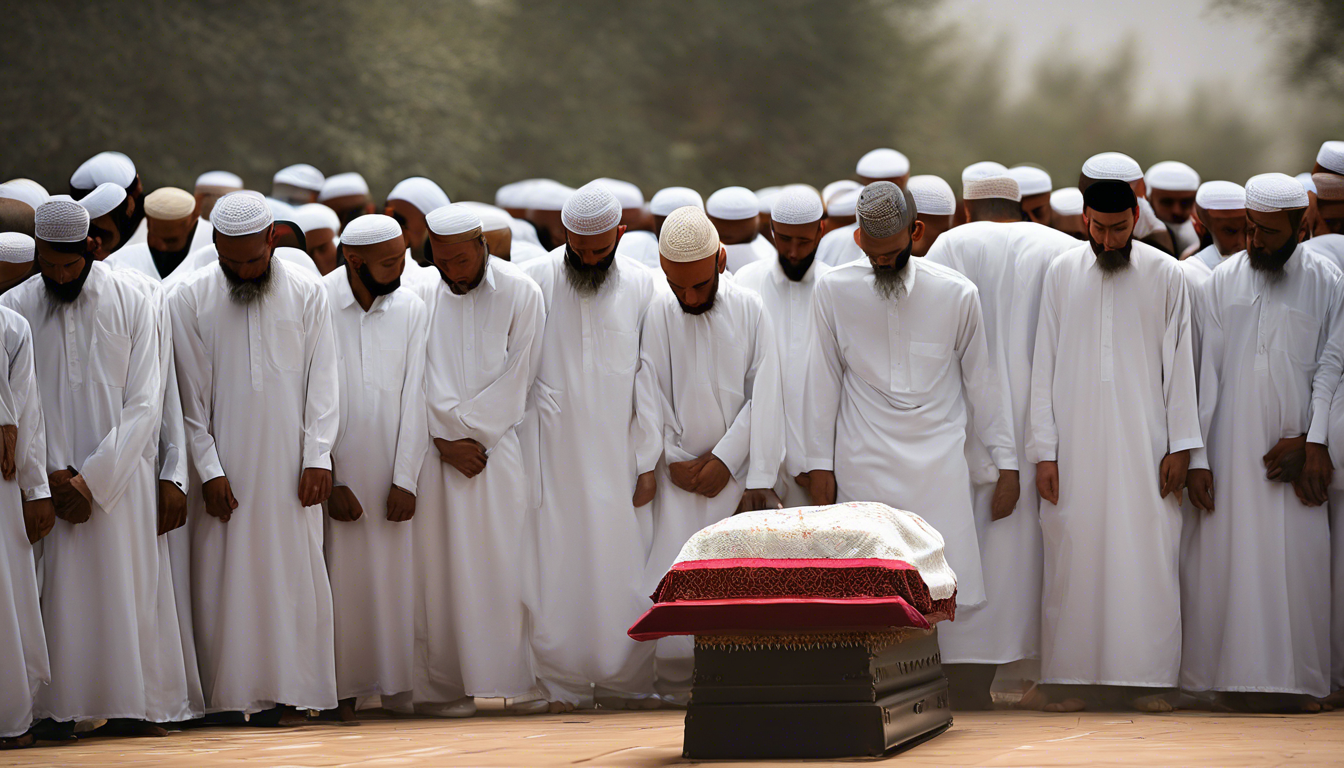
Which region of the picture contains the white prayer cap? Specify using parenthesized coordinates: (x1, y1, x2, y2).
(494, 179, 544, 209)
(1145, 161, 1200, 192)
(705, 186, 759, 221)
(195, 171, 243, 191)
(272, 163, 325, 192)
(0, 233, 35, 264)
(1007, 166, 1052, 196)
(319, 172, 370, 202)
(823, 180, 862, 207)
(267, 198, 296, 222)
(427, 203, 483, 237)
(457, 202, 512, 232)
(650, 187, 703, 217)
(144, 187, 196, 220)
(1244, 173, 1309, 213)
(1317, 141, 1344, 174)
(827, 189, 859, 217)
(35, 199, 90, 243)
(1082, 152, 1143, 182)
(78, 181, 128, 219)
(595, 178, 644, 210)
(0, 180, 47, 211)
(562, 181, 622, 236)
(856, 181, 915, 238)
(388, 176, 451, 215)
(964, 175, 1021, 202)
(907, 175, 957, 216)
(70, 151, 136, 191)
(1194, 181, 1245, 211)
(211, 191, 273, 237)
(658, 206, 720, 263)
(1050, 187, 1084, 216)
(294, 203, 340, 234)
(341, 214, 403, 246)
(961, 161, 1007, 184)
(525, 179, 575, 211)
(856, 148, 910, 179)
(1296, 173, 1317, 195)
(771, 188, 824, 225)
(756, 187, 782, 215)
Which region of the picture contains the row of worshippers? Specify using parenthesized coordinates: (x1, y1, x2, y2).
(0, 142, 1342, 747)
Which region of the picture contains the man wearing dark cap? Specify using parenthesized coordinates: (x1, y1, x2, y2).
(1022, 179, 1201, 713)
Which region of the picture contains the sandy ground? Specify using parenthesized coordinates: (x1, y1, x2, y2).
(2, 705, 1341, 767)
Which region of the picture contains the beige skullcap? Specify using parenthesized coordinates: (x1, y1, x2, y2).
(144, 187, 196, 220)
(659, 206, 721, 263)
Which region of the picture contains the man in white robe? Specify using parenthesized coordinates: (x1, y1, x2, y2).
(640, 206, 785, 703)
(3, 199, 191, 735)
(1145, 162, 1201, 257)
(1081, 152, 1176, 255)
(521, 182, 662, 711)
(706, 187, 773, 273)
(384, 176, 450, 269)
(318, 215, 427, 721)
(409, 205, 546, 717)
(1181, 182, 1247, 281)
(107, 187, 201, 283)
(1183, 174, 1343, 713)
(0, 305, 51, 748)
(735, 189, 832, 507)
(1024, 180, 1201, 712)
(169, 192, 340, 724)
(800, 183, 1020, 710)
(924, 174, 1082, 707)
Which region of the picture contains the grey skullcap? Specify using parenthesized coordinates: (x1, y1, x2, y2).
(856, 181, 915, 239)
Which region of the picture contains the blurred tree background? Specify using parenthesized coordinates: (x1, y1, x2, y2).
(1, 0, 1338, 201)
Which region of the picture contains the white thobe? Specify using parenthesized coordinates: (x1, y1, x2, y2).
(163, 245, 320, 290)
(412, 259, 544, 702)
(639, 278, 785, 696)
(108, 243, 192, 283)
(1027, 241, 1202, 687)
(122, 218, 149, 248)
(1170, 219, 1199, 256)
(509, 217, 541, 248)
(723, 236, 771, 274)
(170, 257, 340, 714)
(1182, 247, 1344, 697)
(509, 241, 551, 265)
(802, 258, 1017, 612)
(1191, 243, 1228, 273)
(734, 256, 833, 506)
(521, 250, 661, 705)
(617, 230, 660, 270)
(815, 222, 862, 267)
(321, 268, 427, 702)
(0, 309, 49, 737)
(924, 221, 1079, 664)
(2, 264, 191, 722)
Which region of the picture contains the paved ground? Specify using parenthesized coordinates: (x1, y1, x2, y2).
(3, 706, 1341, 767)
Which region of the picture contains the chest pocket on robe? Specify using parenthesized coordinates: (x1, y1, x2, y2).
(1276, 307, 1322, 370)
(908, 340, 951, 392)
(481, 330, 509, 378)
(378, 344, 407, 392)
(600, 325, 639, 376)
(89, 318, 132, 389)
(271, 320, 305, 372)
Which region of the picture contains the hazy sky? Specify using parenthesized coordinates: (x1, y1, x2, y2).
(935, 0, 1276, 108)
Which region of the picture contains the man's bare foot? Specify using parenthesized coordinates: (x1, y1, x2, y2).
(91, 719, 169, 737)
(1232, 692, 1321, 714)
(1044, 698, 1087, 712)
(1322, 689, 1344, 707)
(1131, 693, 1174, 712)
(504, 698, 550, 715)
(1016, 684, 1050, 710)
(546, 701, 576, 714)
(250, 705, 310, 727)
(0, 732, 34, 749)
(318, 699, 359, 725)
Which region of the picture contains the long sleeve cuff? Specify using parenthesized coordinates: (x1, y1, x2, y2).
(302, 451, 332, 472)
(197, 445, 225, 484)
(745, 469, 778, 490)
(804, 456, 834, 472)
(22, 484, 50, 502)
(991, 447, 1019, 472)
(1168, 436, 1204, 454)
(1189, 447, 1210, 471)
(392, 469, 420, 497)
(1307, 409, 1329, 445)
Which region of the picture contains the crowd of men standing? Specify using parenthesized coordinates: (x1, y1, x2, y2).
(0, 140, 1341, 747)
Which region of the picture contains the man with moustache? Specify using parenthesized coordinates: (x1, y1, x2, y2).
(521, 182, 662, 712)
(735, 188, 832, 507)
(2, 199, 191, 737)
(107, 188, 201, 282)
(1023, 180, 1200, 713)
(799, 183, 1018, 698)
(1182, 174, 1344, 714)
(640, 206, 784, 703)
(408, 205, 546, 717)
(169, 191, 340, 725)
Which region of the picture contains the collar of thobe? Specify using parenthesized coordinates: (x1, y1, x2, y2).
(333, 265, 393, 314)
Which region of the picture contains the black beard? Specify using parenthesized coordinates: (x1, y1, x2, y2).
(563, 245, 615, 297)
(870, 243, 912, 302)
(677, 272, 720, 316)
(778, 247, 817, 282)
(113, 193, 141, 246)
(441, 255, 488, 296)
(220, 257, 274, 305)
(356, 261, 401, 297)
(1248, 237, 1296, 283)
(1089, 231, 1133, 274)
(42, 255, 94, 305)
(150, 239, 194, 278)
(536, 226, 557, 252)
